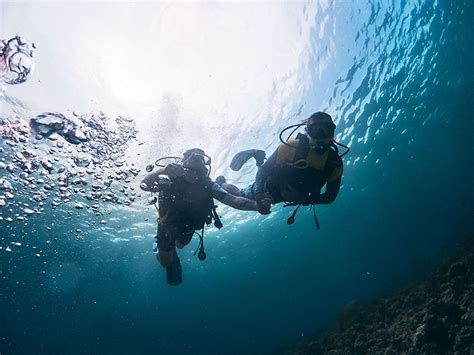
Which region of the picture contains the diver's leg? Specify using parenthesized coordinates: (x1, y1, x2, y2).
(175, 228, 194, 249)
(155, 224, 189, 285)
(215, 176, 243, 196)
(157, 249, 174, 267)
(165, 248, 182, 286)
(222, 182, 243, 196)
(164, 227, 193, 286)
(156, 223, 175, 268)
(240, 182, 257, 200)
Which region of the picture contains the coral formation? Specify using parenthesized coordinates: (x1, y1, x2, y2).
(293, 239, 474, 355)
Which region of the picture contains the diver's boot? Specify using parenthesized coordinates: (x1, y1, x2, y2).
(166, 249, 182, 286)
(230, 149, 266, 171)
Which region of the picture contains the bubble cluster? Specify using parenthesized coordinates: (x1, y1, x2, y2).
(0, 36, 36, 85)
(0, 110, 141, 240)
(30, 111, 138, 164)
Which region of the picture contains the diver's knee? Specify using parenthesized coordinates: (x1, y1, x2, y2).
(157, 250, 173, 268)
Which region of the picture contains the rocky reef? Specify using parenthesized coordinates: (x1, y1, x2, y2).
(292, 239, 474, 355)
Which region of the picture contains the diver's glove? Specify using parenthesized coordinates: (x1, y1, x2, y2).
(255, 192, 271, 215)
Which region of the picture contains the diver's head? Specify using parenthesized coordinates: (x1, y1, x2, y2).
(182, 148, 211, 176)
(304, 112, 335, 153)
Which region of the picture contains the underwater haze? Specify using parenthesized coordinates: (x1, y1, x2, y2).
(0, 0, 473, 354)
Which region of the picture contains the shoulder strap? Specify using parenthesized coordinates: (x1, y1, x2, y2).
(329, 145, 342, 165)
(203, 176, 215, 199)
(293, 133, 310, 162)
(324, 145, 342, 177)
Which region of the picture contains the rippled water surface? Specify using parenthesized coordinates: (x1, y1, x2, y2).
(0, 1, 472, 353)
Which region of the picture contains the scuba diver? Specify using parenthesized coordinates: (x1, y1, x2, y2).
(217, 111, 349, 227)
(140, 148, 258, 286)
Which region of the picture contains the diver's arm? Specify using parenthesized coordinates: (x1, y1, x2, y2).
(312, 176, 341, 204)
(309, 156, 343, 205)
(253, 149, 278, 214)
(254, 150, 277, 194)
(211, 184, 258, 211)
(219, 194, 258, 211)
(140, 163, 187, 191)
(139, 168, 167, 192)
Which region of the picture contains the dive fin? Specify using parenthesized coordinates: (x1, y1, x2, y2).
(230, 149, 266, 171)
(166, 249, 182, 286)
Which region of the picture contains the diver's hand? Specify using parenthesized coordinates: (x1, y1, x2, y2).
(164, 163, 185, 178)
(255, 192, 271, 215)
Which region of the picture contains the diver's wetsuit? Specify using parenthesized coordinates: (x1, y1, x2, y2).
(157, 180, 228, 252)
(241, 140, 343, 205)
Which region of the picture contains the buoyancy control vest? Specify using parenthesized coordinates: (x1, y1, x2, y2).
(266, 133, 343, 204)
(158, 175, 218, 230)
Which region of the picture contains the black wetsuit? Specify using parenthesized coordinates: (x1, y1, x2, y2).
(156, 177, 228, 252)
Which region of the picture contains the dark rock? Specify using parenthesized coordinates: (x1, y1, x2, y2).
(448, 262, 468, 278)
(383, 347, 397, 355)
(353, 334, 367, 354)
(460, 306, 474, 325)
(454, 326, 474, 351)
(289, 239, 474, 355)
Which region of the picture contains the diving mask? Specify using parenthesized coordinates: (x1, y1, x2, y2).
(306, 122, 334, 140)
(182, 150, 212, 176)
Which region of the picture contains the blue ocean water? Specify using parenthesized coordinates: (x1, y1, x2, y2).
(0, 0, 472, 354)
